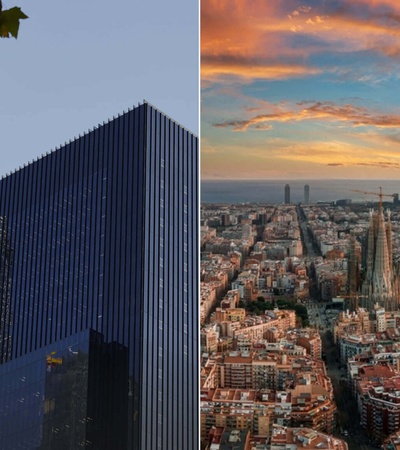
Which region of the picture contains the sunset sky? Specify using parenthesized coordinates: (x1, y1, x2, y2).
(201, 0, 400, 180)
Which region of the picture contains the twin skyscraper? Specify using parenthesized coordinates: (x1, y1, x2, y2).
(284, 184, 310, 204)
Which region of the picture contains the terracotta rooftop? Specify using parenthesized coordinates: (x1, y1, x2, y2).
(360, 364, 396, 380)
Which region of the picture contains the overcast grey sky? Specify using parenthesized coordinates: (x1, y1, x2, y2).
(1, 0, 198, 176)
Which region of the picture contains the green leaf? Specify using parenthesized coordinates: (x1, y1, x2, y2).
(0, 7, 28, 39)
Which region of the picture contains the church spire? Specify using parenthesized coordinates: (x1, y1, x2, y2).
(362, 200, 398, 311)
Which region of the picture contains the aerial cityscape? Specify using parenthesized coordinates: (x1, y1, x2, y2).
(201, 0, 400, 449)
(200, 187, 400, 450)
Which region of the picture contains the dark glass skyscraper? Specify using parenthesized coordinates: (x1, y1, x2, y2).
(284, 183, 290, 204)
(304, 184, 310, 204)
(0, 102, 199, 449)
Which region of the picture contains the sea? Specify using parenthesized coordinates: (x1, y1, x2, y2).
(201, 180, 400, 204)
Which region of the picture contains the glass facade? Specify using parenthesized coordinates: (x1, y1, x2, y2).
(0, 329, 128, 449)
(0, 102, 199, 449)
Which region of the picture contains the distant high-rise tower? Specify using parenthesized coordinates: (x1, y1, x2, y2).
(304, 184, 310, 204)
(361, 201, 400, 311)
(284, 184, 290, 204)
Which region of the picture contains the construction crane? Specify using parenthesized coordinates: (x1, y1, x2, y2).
(334, 293, 369, 311)
(351, 187, 396, 209)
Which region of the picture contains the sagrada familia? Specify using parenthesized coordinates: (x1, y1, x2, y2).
(360, 202, 400, 311)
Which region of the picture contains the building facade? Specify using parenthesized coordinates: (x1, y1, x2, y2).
(358, 376, 400, 440)
(0, 102, 199, 449)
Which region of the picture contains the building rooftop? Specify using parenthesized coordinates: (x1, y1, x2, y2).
(270, 425, 348, 449)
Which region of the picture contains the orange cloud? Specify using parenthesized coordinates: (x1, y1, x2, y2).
(350, 0, 400, 11)
(201, 0, 400, 85)
(201, 1, 318, 83)
(213, 101, 400, 131)
(327, 161, 400, 168)
(202, 58, 321, 83)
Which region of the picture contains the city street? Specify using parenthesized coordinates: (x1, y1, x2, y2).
(307, 302, 328, 332)
(321, 331, 378, 450)
(297, 205, 320, 259)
